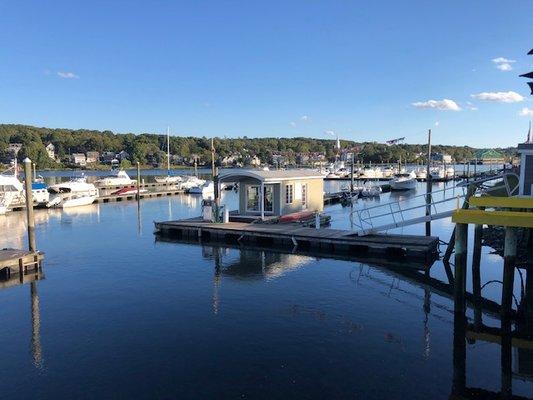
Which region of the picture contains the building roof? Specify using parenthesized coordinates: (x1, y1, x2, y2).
(474, 149, 504, 159)
(218, 169, 324, 183)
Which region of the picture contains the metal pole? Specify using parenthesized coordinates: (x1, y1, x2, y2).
(425, 129, 432, 236)
(501, 227, 516, 399)
(23, 158, 36, 252)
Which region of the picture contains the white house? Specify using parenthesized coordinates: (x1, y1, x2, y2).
(45, 143, 55, 160)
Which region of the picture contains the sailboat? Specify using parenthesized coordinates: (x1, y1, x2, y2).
(155, 127, 182, 184)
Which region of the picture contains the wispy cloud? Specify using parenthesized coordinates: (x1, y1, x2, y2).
(492, 57, 516, 72)
(466, 101, 478, 111)
(300, 115, 309, 121)
(289, 121, 297, 127)
(519, 107, 533, 117)
(411, 99, 461, 111)
(57, 71, 79, 79)
(471, 91, 523, 103)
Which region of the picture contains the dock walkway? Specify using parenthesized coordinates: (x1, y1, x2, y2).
(0, 248, 44, 279)
(154, 219, 439, 263)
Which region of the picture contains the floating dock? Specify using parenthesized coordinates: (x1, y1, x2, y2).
(0, 248, 44, 280)
(154, 219, 439, 264)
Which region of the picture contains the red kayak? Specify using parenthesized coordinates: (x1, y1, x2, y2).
(112, 187, 147, 195)
(278, 210, 315, 223)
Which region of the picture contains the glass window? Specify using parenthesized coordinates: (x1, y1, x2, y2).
(285, 184, 293, 204)
(246, 186, 259, 211)
(301, 184, 307, 208)
(264, 185, 273, 212)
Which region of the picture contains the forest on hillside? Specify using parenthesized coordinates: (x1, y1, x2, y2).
(0, 124, 517, 169)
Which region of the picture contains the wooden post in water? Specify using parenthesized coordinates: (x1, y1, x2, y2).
(472, 221, 483, 328)
(32, 162, 36, 182)
(425, 129, 432, 236)
(501, 227, 516, 399)
(23, 158, 36, 252)
(452, 222, 468, 396)
(350, 152, 355, 193)
(136, 162, 141, 201)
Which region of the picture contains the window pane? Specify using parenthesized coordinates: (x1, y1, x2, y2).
(264, 185, 273, 212)
(247, 186, 259, 211)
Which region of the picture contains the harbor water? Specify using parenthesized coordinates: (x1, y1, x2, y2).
(0, 171, 531, 399)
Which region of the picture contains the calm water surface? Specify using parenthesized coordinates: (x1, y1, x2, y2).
(0, 172, 531, 399)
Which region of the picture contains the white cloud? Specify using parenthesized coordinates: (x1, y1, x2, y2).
(496, 63, 513, 71)
(434, 121, 440, 127)
(519, 107, 533, 117)
(300, 115, 309, 121)
(289, 121, 296, 127)
(411, 99, 461, 111)
(466, 101, 478, 111)
(57, 71, 79, 79)
(492, 57, 516, 72)
(471, 91, 524, 103)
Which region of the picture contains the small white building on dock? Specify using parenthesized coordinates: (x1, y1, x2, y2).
(218, 169, 324, 219)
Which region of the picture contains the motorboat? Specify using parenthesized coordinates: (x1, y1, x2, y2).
(359, 184, 382, 197)
(112, 187, 148, 196)
(390, 171, 417, 191)
(181, 176, 206, 191)
(382, 166, 395, 178)
(47, 177, 99, 208)
(188, 181, 214, 197)
(359, 167, 383, 179)
(31, 181, 50, 204)
(0, 173, 24, 208)
(429, 167, 446, 180)
(415, 168, 427, 180)
(445, 166, 455, 179)
(95, 170, 134, 186)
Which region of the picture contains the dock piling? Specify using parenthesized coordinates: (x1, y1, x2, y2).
(23, 158, 36, 252)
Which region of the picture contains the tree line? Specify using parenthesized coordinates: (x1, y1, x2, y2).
(0, 124, 517, 169)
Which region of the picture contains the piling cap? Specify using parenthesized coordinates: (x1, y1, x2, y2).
(23, 157, 31, 163)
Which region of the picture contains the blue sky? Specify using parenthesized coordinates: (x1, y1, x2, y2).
(1, 1, 532, 147)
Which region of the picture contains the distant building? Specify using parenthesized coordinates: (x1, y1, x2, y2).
(45, 143, 55, 160)
(86, 151, 100, 164)
(271, 153, 287, 167)
(8, 143, 22, 157)
(117, 150, 130, 161)
(431, 153, 452, 164)
(101, 151, 117, 164)
(296, 153, 310, 165)
(221, 155, 239, 166)
(70, 153, 86, 166)
(472, 149, 505, 164)
(249, 155, 261, 167)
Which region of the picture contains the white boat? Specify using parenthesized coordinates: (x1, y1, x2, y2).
(390, 171, 417, 191)
(415, 168, 427, 180)
(188, 181, 214, 197)
(359, 184, 382, 197)
(429, 167, 446, 180)
(47, 177, 99, 208)
(382, 166, 395, 178)
(181, 176, 206, 191)
(445, 166, 455, 179)
(95, 170, 134, 186)
(359, 167, 383, 179)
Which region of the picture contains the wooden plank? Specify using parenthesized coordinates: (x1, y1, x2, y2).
(452, 209, 533, 228)
(469, 195, 533, 209)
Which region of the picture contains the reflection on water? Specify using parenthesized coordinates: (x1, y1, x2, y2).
(0, 173, 531, 399)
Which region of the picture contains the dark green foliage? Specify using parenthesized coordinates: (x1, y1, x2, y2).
(0, 124, 518, 169)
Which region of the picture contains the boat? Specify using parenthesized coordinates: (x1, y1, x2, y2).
(112, 187, 148, 196)
(445, 166, 455, 179)
(94, 170, 134, 186)
(30, 181, 50, 204)
(188, 181, 214, 197)
(415, 168, 427, 180)
(155, 127, 182, 184)
(339, 189, 359, 206)
(47, 177, 99, 208)
(359, 167, 383, 179)
(181, 176, 206, 191)
(359, 184, 382, 197)
(429, 166, 446, 180)
(382, 166, 395, 178)
(390, 171, 417, 191)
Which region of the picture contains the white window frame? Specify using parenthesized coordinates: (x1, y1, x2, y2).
(246, 185, 260, 212)
(285, 184, 293, 204)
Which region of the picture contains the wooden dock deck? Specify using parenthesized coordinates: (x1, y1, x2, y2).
(0, 248, 44, 280)
(154, 219, 439, 263)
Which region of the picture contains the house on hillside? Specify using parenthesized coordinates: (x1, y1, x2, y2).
(8, 143, 22, 158)
(70, 153, 86, 166)
(45, 143, 56, 160)
(431, 153, 453, 164)
(472, 149, 505, 165)
(117, 150, 130, 161)
(86, 151, 100, 164)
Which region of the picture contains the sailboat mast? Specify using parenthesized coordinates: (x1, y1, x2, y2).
(166, 126, 170, 176)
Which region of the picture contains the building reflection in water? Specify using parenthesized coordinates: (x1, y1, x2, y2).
(200, 244, 314, 315)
